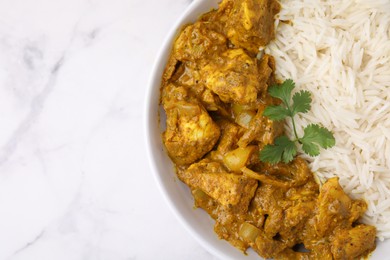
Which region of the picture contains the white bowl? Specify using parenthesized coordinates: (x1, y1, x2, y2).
(145, 0, 390, 259)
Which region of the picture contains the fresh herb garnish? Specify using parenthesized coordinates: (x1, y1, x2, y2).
(259, 79, 335, 164)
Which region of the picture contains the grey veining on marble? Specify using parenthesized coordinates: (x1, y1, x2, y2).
(0, 0, 219, 259)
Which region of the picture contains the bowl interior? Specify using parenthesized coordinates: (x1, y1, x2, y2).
(145, 0, 390, 259)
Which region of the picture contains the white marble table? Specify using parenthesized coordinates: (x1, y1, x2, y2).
(0, 0, 218, 259)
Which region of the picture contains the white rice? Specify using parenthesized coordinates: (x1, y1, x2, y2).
(265, 0, 390, 240)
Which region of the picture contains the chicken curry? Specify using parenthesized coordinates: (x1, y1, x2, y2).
(160, 0, 377, 259)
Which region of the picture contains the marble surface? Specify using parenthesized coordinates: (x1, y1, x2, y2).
(0, 0, 218, 259)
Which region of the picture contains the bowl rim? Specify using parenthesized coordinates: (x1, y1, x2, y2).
(144, 0, 390, 259)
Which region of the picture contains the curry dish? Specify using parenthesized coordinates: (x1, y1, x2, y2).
(160, 0, 377, 259)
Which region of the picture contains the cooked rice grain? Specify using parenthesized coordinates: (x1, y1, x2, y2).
(265, 0, 390, 240)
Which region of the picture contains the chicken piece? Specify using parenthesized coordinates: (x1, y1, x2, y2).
(250, 182, 285, 237)
(260, 157, 314, 187)
(255, 183, 314, 240)
(257, 54, 277, 99)
(178, 159, 257, 207)
(214, 120, 242, 155)
(313, 177, 367, 237)
(303, 177, 374, 258)
(285, 178, 319, 203)
(348, 199, 367, 223)
(165, 21, 230, 114)
(201, 48, 261, 104)
(244, 161, 320, 258)
(183, 159, 257, 253)
(191, 187, 250, 253)
(331, 225, 376, 260)
(173, 22, 227, 62)
(254, 233, 286, 258)
(218, 0, 281, 53)
(192, 186, 251, 253)
(162, 84, 220, 165)
(284, 201, 316, 231)
(171, 62, 230, 114)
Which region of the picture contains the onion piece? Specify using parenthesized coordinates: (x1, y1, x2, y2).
(241, 167, 289, 188)
(223, 146, 256, 172)
(239, 222, 260, 243)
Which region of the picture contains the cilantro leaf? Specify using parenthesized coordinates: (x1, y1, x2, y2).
(260, 136, 297, 164)
(291, 90, 311, 116)
(268, 79, 295, 106)
(263, 105, 290, 121)
(301, 139, 320, 156)
(259, 79, 335, 164)
(259, 144, 283, 165)
(279, 137, 298, 163)
(300, 124, 336, 156)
